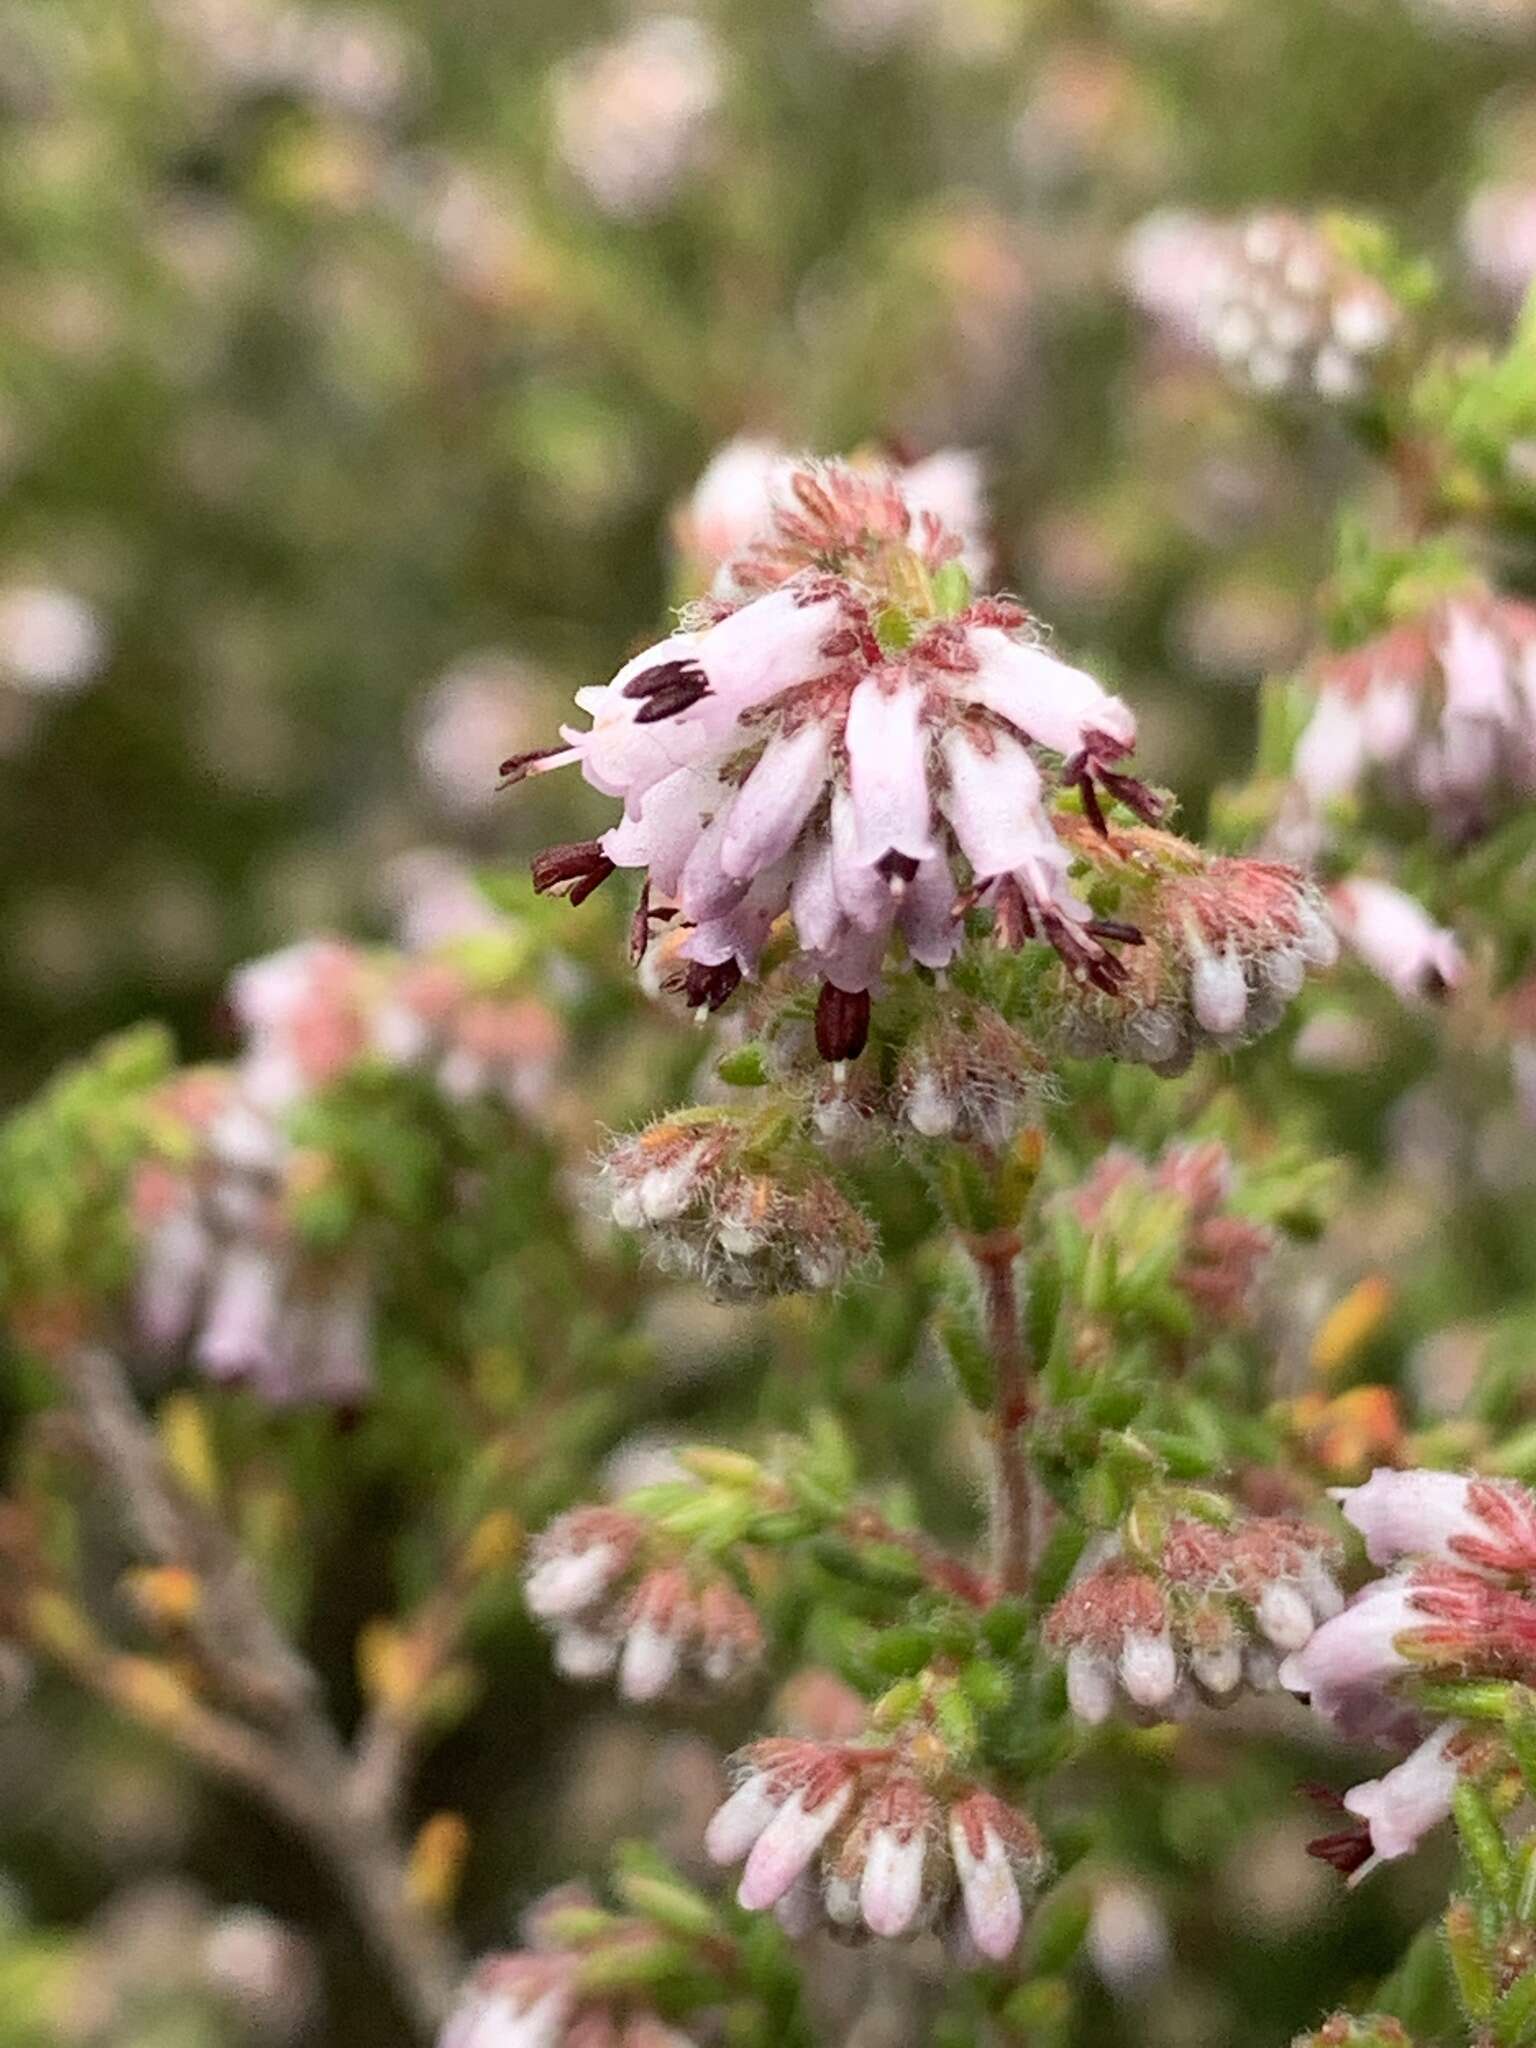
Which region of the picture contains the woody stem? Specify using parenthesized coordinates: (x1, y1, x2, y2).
(968, 1232, 1035, 1599)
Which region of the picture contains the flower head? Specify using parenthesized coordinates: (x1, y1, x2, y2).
(516, 459, 1337, 1063)
(1127, 210, 1401, 401)
(598, 1111, 874, 1297)
(1047, 1508, 1344, 1722)
(1294, 592, 1536, 830)
(523, 1507, 763, 1704)
(705, 1737, 1047, 1956)
(1043, 824, 1336, 1070)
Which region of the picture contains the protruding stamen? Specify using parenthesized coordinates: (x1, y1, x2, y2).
(815, 983, 871, 1064)
(531, 840, 617, 906)
(681, 959, 744, 1013)
(876, 850, 920, 899)
(498, 744, 578, 788)
(621, 658, 711, 723)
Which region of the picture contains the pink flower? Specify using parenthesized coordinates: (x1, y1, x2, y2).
(948, 1792, 1045, 1961)
(724, 1748, 859, 1912)
(1338, 1468, 1536, 1577)
(678, 440, 994, 593)
(518, 462, 1158, 1047)
(1050, 1515, 1345, 1723)
(1294, 594, 1536, 827)
(1342, 1721, 1466, 1883)
(523, 1509, 642, 1623)
(1278, 1577, 1423, 1728)
(1329, 879, 1465, 1002)
(524, 1511, 762, 1702)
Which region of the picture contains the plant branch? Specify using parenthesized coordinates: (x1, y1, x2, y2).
(350, 1574, 478, 1827)
(967, 1231, 1035, 1599)
(838, 1504, 992, 1609)
(41, 1345, 462, 2041)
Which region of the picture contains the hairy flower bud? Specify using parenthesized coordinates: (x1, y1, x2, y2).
(1042, 824, 1334, 1070)
(598, 1113, 874, 1298)
(893, 1007, 1048, 1148)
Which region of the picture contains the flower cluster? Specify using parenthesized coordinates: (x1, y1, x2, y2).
(1046, 1508, 1345, 1722)
(1045, 824, 1337, 1071)
(130, 1067, 377, 1408)
(597, 1112, 874, 1298)
(1125, 211, 1401, 401)
(676, 439, 993, 594)
(516, 460, 1170, 1049)
(1294, 591, 1536, 833)
(549, 16, 722, 223)
(441, 1935, 697, 2048)
(1069, 1139, 1276, 1326)
(705, 1736, 1048, 1957)
(1285, 1469, 1536, 1879)
(128, 936, 563, 1402)
(523, 1507, 763, 1703)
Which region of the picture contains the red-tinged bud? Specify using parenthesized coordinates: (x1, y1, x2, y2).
(704, 1735, 1045, 1951)
(1050, 1509, 1344, 1723)
(524, 1509, 764, 1707)
(523, 1509, 646, 1624)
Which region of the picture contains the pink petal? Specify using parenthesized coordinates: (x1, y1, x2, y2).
(949, 1818, 1023, 1961)
(846, 673, 935, 867)
(959, 626, 1136, 757)
(859, 1827, 926, 1939)
(737, 1782, 853, 1911)
(720, 723, 831, 880)
(705, 1773, 781, 1865)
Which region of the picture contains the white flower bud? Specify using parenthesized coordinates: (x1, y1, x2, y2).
(1191, 946, 1249, 1036)
(1066, 1647, 1117, 1725)
(1256, 1581, 1318, 1652)
(1118, 1630, 1178, 1709)
(905, 1071, 957, 1139)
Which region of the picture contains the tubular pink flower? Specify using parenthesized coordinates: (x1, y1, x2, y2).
(704, 1771, 782, 1866)
(1342, 1721, 1465, 1883)
(858, 1817, 928, 1939)
(1330, 879, 1465, 1001)
(737, 1780, 856, 1910)
(1339, 1468, 1536, 1577)
(948, 1796, 1029, 1961)
(1278, 1578, 1422, 1724)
